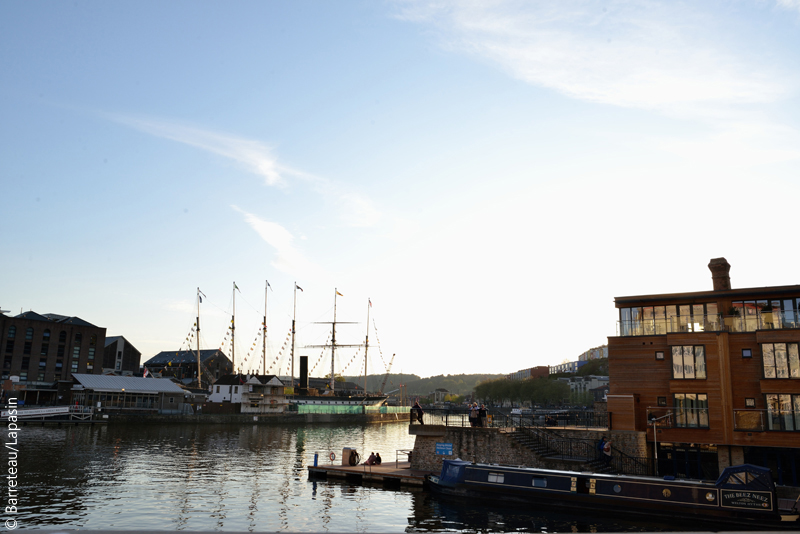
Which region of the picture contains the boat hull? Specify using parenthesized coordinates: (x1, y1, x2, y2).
(427, 462, 795, 528)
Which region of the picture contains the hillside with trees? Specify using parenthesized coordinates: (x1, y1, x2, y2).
(342, 373, 503, 397)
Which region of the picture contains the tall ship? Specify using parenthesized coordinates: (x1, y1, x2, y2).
(287, 287, 389, 408)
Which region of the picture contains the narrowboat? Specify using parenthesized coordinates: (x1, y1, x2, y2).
(427, 460, 799, 527)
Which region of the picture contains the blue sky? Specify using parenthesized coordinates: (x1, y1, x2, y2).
(2, 0, 799, 379)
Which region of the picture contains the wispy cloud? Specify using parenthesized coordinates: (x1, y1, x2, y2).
(232, 206, 324, 279)
(393, 1, 796, 117)
(775, 0, 800, 13)
(108, 114, 296, 186)
(109, 113, 382, 228)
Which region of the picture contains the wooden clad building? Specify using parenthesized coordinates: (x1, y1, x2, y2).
(608, 258, 800, 486)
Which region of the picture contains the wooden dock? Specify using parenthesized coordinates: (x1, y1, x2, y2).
(308, 460, 429, 486)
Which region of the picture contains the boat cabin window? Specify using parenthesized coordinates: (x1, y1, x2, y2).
(531, 477, 547, 488)
(488, 472, 504, 483)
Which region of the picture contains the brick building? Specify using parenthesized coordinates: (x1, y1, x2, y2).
(0, 311, 107, 405)
(103, 336, 141, 375)
(608, 258, 800, 486)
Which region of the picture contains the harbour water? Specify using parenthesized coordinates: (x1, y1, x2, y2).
(18, 422, 735, 531)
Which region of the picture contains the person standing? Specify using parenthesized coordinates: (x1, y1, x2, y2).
(602, 438, 612, 465)
(469, 402, 478, 427)
(478, 404, 487, 427)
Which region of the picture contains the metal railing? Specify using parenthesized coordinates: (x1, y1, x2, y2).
(410, 407, 654, 476)
(618, 310, 800, 336)
(734, 408, 800, 432)
(645, 407, 709, 429)
(409, 408, 608, 429)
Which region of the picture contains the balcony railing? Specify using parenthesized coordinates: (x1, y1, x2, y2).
(618, 310, 800, 336)
(734, 409, 800, 432)
(645, 407, 709, 429)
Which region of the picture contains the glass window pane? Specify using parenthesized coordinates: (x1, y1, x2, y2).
(679, 305, 691, 332)
(766, 394, 779, 430)
(643, 307, 655, 335)
(666, 306, 679, 333)
(672, 347, 683, 378)
(763, 344, 776, 378)
(698, 394, 709, 428)
(789, 344, 800, 379)
(674, 394, 685, 427)
(775, 343, 788, 378)
(631, 307, 643, 336)
(621, 308, 631, 336)
(784, 300, 797, 328)
(685, 393, 698, 427)
(692, 305, 704, 332)
(781, 395, 794, 431)
(744, 301, 758, 331)
(654, 306, 666, 335)
(683, 346, 695, 379)
(794, 395, 800, 431)
(695, 346, 706, 379)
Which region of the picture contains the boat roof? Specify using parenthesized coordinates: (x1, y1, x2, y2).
(462, 462, 714, 485)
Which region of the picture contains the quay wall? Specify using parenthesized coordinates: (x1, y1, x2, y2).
(106, 412, 409, 425)
(408, 425, 646, 473)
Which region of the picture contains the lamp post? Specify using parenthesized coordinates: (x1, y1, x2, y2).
(650, 412, 672, 476)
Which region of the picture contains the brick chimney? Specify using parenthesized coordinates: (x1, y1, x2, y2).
(708, 257, 731, 291)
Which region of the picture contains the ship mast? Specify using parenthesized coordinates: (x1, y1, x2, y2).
(291, 282, 302, 392)
(306, 288, 358, 395)
(263, 280, 271, 376)
(231, 281, 237, 372)
(363, 299, 370, 395)
(196, 287, 202, 388)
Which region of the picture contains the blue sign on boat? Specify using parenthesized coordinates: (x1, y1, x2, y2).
(435, 442, 453, 455)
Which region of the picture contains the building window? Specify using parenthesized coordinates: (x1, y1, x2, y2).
(745, 398, 755, 408)
(40, 343, 49, 356)
(23, 341, 32, 355)
(19, 371, 27, 381)
(5, 340, 13, 353)
(765, 394, 800, 431)
(72, 346, 80, 358)
(25, 328, 33, 341)
(71, 360, 78, 372)
(90, 334, 96, 346)
(658, 396, 667, 406)
(742, 348, 752, 359)
(671, 346, 706, 379)
(21, 357, 30, 370)
(673, 393, 709, 428)
(74, 333, 82, 344)
(169, 397, 174, 404)
(59, 331, 67, 342)
(37, 372, 44, 381)
(42, 329, 50, 341)
(762, 343, 800, 379)
(216, 386, 220, 393)
(234, 386, 238, 394)
(655, 351, 664, 360)
(7, 326, 15, 339)
(115, 361, 121, 371)
(620, 304, 719, 336)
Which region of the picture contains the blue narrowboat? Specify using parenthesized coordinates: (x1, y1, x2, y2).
(427, 460, 799, 527)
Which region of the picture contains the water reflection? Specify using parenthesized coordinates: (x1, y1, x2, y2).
(19, 423, 754, 532)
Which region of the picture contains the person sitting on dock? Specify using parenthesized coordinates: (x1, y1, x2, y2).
(375, 453, 382, 465)
(366, 452, 376, 465)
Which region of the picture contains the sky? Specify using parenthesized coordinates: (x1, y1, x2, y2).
(2, 0, 799, 380)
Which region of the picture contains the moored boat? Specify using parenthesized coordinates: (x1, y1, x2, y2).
(427, 460, 799, 527)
